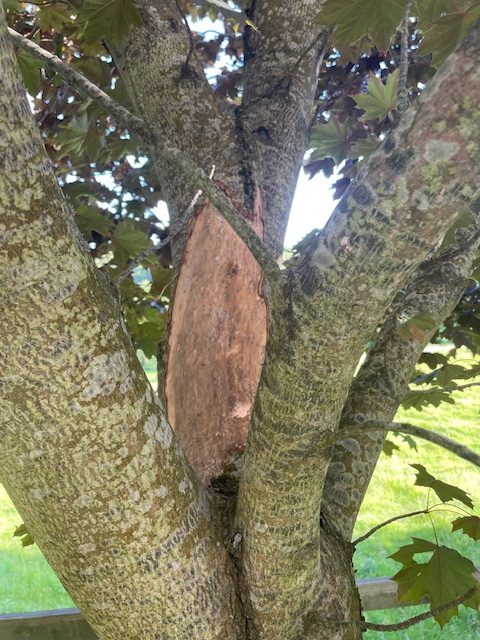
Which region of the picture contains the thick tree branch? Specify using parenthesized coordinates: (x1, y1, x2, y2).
(239, 1, 327, 255)
(360, 586, 478, 632)
(0, 11, 240, 639)
(321, 216, 480, 540)
(161, 145, 281, 280)
(8, 23, 277, 280)
(111, 0, 245, 264)
(236, 23, 480, 639)
(8, 27, 148, 139)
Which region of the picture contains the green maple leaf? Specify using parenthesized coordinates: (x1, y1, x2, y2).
(75, 205, 114, 239)
(411, 464, 474, 508)
(382, 439, 400, 456)
(57, 114, 89, 158)
(112, 220, 151, 266)
(14, 523, 35, 547)
(309, 119, 349, 163)
(56, 113, 103, 161)
(452, 516, 480, 540)
(349, 136, 380, 160)
(37, 4, 71, 31)
(420, 3, 480, 67)
(402, 388, 455, 411)
(77, 0, 141, 45)
(2, 0, 20, 11)
(16, 50, 43, 96)
(392, 542, 478, 626)
(317, 0, 407, 53)
(390, 537, 437, 566)
(415, 0, 452, 29)
(353, 70, 399, 121)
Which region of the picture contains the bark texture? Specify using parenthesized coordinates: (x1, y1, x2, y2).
(235, 25, 480, 639)
(322, 221, 480, 541)
(112, 0, 244, 242)
(3, 3, 480, 640)
(240, 0, 326, 256)
(0, 14, 240, 639)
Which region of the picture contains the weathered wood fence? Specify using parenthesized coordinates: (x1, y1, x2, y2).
(0, 575, 438, 640)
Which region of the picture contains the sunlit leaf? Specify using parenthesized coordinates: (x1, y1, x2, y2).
(410, 464, 474, 508)
(392, 542, 479, 626)
(353, 70, 399, 121)
(309, 119, 349, 163)
(77, 0, 141, 45)
(452, 516, 480, 541)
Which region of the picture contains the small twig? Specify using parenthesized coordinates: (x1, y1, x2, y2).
(8, 28, 148, 140)
(353, 509, 428, 547)
(116, 236, 171, 286)
(397, 1, 412, 113)
(175, 0, 196, 71)
(333, 421, 480, 468)
(360, 586, 477, 632)
(116, 213, 193, 285)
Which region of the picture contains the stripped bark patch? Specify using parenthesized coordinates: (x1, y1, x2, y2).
(166, 197, 267, 485)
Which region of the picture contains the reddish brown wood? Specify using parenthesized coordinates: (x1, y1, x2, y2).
(165, 195, 267, 484)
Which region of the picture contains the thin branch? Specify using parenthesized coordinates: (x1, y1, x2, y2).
(353, 509, 428, 547)
(115, 237, 170, 286)
(360, 586, 477, 632)
(333, 421, 480, 468)
(8, 28, 148, 139)
(174, 0, 195, 70)
(397, 1, 412, 113)
(8, 33, 280, 280)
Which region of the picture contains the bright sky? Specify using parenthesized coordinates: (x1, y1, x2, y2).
(285, 170, 337, 248)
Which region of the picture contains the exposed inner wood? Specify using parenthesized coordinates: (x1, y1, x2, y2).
(165, 196, 267, 485)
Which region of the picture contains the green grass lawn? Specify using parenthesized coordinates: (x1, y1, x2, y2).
(1, 353, 479, 639)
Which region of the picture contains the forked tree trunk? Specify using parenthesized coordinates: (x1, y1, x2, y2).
(3, 2, 480, 639)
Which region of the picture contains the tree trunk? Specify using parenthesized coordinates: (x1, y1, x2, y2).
(2, 3, 480, 639)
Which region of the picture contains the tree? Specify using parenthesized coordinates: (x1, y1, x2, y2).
(1, 0, 480, 638)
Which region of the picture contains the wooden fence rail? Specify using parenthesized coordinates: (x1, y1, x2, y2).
(0, 576, 438, 640)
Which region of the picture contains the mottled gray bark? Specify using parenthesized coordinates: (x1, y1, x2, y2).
(112, 0, 244, 255)
(235, 24, 480, 639)
(322, 221, 480, 542)
(0, 12, 240, 640)
(3, 2, 480, 639)
(240, 0, 326, 256)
